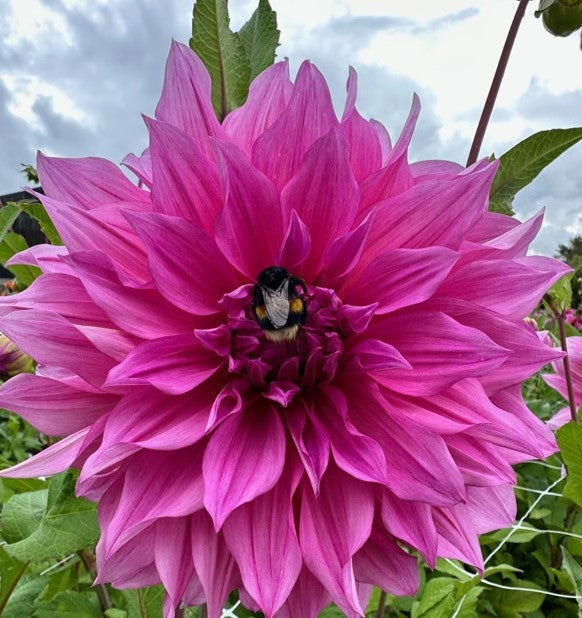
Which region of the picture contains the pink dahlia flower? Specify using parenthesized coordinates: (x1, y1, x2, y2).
(0, 41, 570, 617)
(544, 336, 582, 430)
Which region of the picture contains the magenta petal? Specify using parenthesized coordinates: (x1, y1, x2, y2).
(37, 152, 148, 209)
(345, 338, 411, 373)
(154, 517, 195, 615)
(278, 210, 312, 271)
(67, 251, 199, 338)
(155, 40, 224, 159)
(353, 525, 419, 597)
(223, 60, 293, 155)
(6, 244, 72, 275)
(287, 399, 330, 494)
(342, 246, 459, 313)
(122, 149, 152, 187)
(146, 117, 222, 232)
(340, 67, 382, 181)
(0, 373, 117, 435)
(281, 129, 359, 277)
(0, 272, 110, 326)
(105, 334, 222, 395)
(223, 469, 302, 617)
(252, 60, 338, 190)
(214, 140, 284, 278)
(371, 310, 510, 396)
(336, 303, 378, 335)
(433, 504, 484, 572)
(299, 466, 373, 616)
(0, 426, 91, 478)
(190, 510, 239, 618)
(0, 309, 115, 387)
(465, 484, 517, 534)
(381, 490, 438, 567)
(203, 402, 286, 529)
(128, 211, 240, 315)
(274, 566, 330, 618)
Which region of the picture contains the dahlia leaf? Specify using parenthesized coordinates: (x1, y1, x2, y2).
(190, 0, 251, 120)
(544, 272, 574, 313)
(239, 0, 280, 80)
(34, 591, 102, 617)
(0, 547, 28, 616)
(13, 202, 62, 246)
(0, 204, 20, 243)
(1, 576, 48, 618)
(0, 232, 41, 287)
(1, 472, 99, 563)
(119, 586, 164, 618)
(562, 547, 582, 615)
(557, 421, 582, 508)
(489, 127, 582, 215)
(411, 577, 456, 617)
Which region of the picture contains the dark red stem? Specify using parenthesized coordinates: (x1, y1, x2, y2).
(375, 591, 387, 618)
(466, 0, 530, 166)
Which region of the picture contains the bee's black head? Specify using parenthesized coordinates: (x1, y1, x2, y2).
(256, 266, 290, 291)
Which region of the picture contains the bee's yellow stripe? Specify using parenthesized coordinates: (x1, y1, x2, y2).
(255, 305, 267, 319)
(289, 298, 304, 314)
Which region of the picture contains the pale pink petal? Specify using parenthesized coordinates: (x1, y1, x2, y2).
(223, 60, 293, 154)
(203, 402, 286, 529)
(105, 334, 223, 395)
(6, 244, 72, 275)
(252, 61, 338, 190)
(155, 40, 225, 159)
(547, 406, 572, 430)
(122, 149, 153, 187)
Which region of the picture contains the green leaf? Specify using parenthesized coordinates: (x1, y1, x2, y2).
(34, 590, 102, 617)
(412, 577, 457, 617)
(1, 471, 99, 563)
(489, 580, 545, 613)
(105, 609, 128, 618)
(483, 525, 543, 544)
(0, 205, 20, 244)
(239, 0, 280, 80)
(489, 128, 582, 215)
(14, 201, 63, 246)
(454, 586, 483, 618)
(2, 575, 48, 618)
(562, 547, 582, 615)
(318, 605, 344, 617)
(118, 586, 165, 618)
(190, 0, 251, 120)
(538, 0, 582, 36)
(544, 272, 574, 313)
(0, 231, 41, 287)
(558, 421, 582, 508)
(0, 547, 29, 615)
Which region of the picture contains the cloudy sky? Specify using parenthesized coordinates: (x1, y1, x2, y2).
(0, 0, 580, 255)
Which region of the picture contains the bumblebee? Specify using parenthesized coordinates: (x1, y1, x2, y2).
(252, 266, 308, 342)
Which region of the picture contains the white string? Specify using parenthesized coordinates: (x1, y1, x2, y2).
(518, 525, 582, 540)
(481, 579, 582, 600)
(39, 553, 76, 576)
(514, 485, 563, 497)
(484, 475, 565, 566)
(220, 600, 241, 618)
(523, 460, 563, 470)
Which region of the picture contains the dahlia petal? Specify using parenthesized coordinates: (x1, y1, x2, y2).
(6, 244, 72, 275)
(278, 210, 311, 270)
(370, 119, 392, 163)
(252, 60, 338, 190)
(121, 149, 153, 187)
(0, 373, 118, 435)
(299, 467, 373, 616)
(336, 303, 378, 335)
(547, 406, 572, 430)
(433, 505, 484, 572)
(128, 211, 240, 315)
(317, 387, 388, 485)
(0, 426, 91, 478)
(346, 338, 410, 372)
(281, 128, 359, 277)
(371, 310, 509, 396)
(146, 117, 222, 232)
(320, 214, 373, 286)
(37, 152, 148, 209)
(264, 381, 301, 407)
(410, 159, 464, 178)
(223, 60, 293, 155)
(0, 272, 110, 326)
(348, 382, 465, 506)
(214, 140, 284, 278)
(353, 526, 419, 597)
(0, 309, 115, 387)
(287, 399, 330, 494)
(223, 470, 302, 617)
(359, 150, 413, 212)
(341, 247, 459, 313)
(105, 334, 223, 395)
(436, 256, 571, 320)
(40, 196, 149, 282)
(155, 40, 224, 158)
(67, 251, 199, 338)
(274, 567, 330, 618)
(466, 211, 520, 243)
(77, 324, 138, 363)
(104, 447, 205, 554)
(203, 402, 286, 529)
(154, 517, 195, 617)
(340, 67, 382, 181)
(364, 162, 498, 258)
(465, 484, 517, 534)
(381, 490, 438, 567)
(190, 510, 239, 618)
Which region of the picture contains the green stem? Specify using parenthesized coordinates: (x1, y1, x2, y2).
(78, 549, 112, 611)
(466, 0, 530, 166)
(174, 606, 186, 618)
(375, 590, 387, 618)
(198, 603, 208, 618)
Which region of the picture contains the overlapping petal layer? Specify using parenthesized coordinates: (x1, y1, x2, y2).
(0, 41, 568, 617)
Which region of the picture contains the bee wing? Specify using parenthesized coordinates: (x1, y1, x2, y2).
(262, 280, 290, 328)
